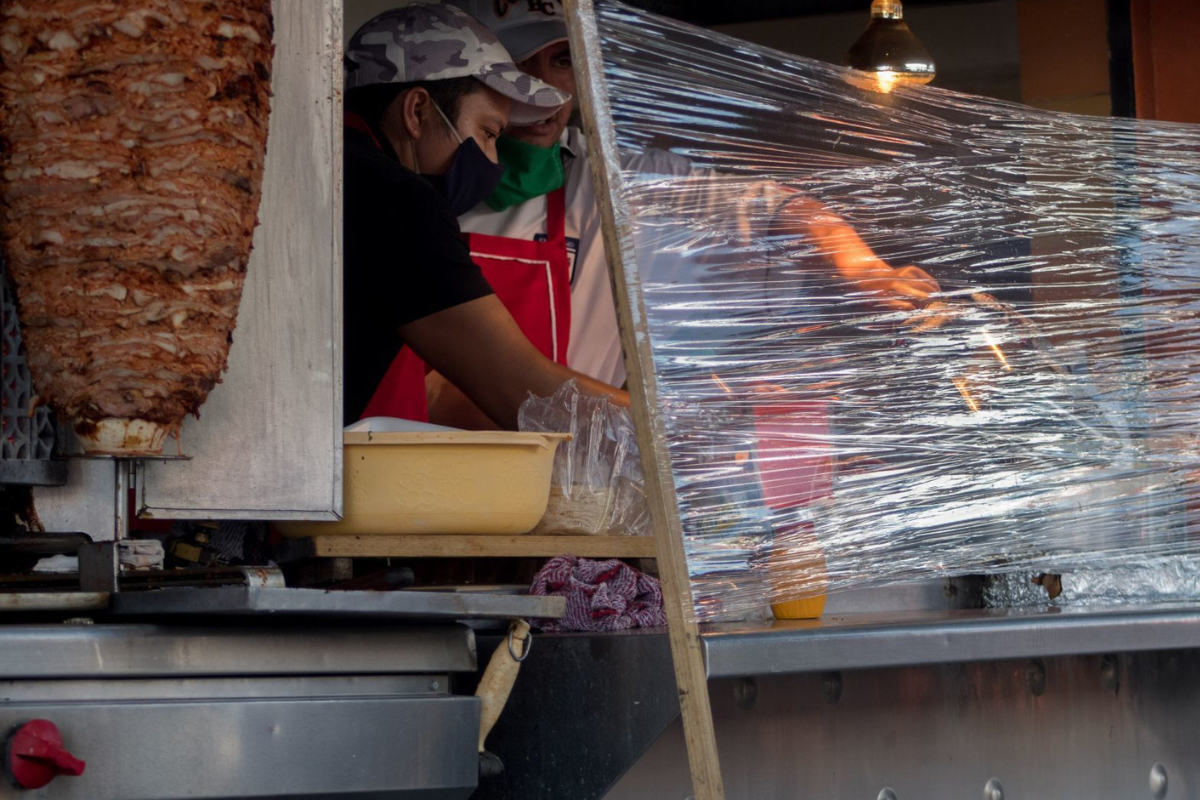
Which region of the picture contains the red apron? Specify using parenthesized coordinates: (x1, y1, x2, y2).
(361, 186, 572, 422)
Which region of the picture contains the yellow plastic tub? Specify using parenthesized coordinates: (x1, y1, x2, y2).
(277, 431, 569, 537)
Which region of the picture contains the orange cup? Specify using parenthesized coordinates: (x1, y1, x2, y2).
(768, 525, 828, 620)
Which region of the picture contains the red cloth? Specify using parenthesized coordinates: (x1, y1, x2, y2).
(529, 555, 666, 632)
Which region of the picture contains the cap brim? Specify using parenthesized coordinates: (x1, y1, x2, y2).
(476, 71, 571, 126)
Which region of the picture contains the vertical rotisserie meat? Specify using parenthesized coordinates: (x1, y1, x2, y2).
(0, 0, 272, 454)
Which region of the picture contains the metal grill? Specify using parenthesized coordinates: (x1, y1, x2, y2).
(0, 257, 64, 485)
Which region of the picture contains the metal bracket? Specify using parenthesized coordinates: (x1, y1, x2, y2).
(77, 541, 119, 594)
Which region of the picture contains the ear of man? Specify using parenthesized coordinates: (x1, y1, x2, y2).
(398, 86, 432, 141)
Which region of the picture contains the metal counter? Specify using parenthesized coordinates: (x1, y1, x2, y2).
(701, 603, 1200, 677)
(0, 623, 482, 800)
(464, 599, 1200, 799)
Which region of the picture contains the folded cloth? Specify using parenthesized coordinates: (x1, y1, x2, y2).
(32, 554, 78, 574)
(119, 539, 165, 569)
(530, 555, 667, 632)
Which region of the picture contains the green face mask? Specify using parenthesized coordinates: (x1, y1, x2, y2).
(485, 135, 564, 211)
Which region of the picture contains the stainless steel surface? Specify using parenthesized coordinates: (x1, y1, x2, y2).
(107, 586, 566, 621)
(701, 605, 1200, 677)
(0, 458, 65, 486)
(605, 650, 1200, 799)
(0, 675, 442, 702)
(824, 577, 982, 614)
(32, 458, 119, 541)
(114, 460, 130, 540)
(0, 624, 476, 678)
(140, 0, 344, 521)
(1151, 763, 1169, 800)
(0, 696, 478, 800)
(0, 593, 107, 612)
(77, 542, 119, 594)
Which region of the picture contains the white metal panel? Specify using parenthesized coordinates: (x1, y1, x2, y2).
(140, 0, 343, 520)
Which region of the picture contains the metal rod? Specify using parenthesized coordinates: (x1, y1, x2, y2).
(114, 459, 131, 542)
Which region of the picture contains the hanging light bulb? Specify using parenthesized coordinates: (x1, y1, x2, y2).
(844, 0, 936, 93)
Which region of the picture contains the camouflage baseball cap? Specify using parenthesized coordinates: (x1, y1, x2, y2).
(445, 0, 568, 63)
(345, 3, 569, 125)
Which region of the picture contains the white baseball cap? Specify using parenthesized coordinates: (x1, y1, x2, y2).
(443, 0, 568, 63)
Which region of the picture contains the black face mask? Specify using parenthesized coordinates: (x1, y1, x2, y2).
(419, 103, 506, 217)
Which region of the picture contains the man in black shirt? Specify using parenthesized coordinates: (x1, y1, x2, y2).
(342, 4, 627, 427)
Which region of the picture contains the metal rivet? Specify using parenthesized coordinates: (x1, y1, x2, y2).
(1026, 659, 1046, 697)
(984, 778, 1004, 800)
(877, 788, 898, 800)
(821, 671, 843, 704)
(1150, 763, 1168, 799)
(734, 677, 758, 711)
(1100, 654, 1120, 694)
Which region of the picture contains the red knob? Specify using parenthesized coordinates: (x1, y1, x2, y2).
(6, 720, 86, 790)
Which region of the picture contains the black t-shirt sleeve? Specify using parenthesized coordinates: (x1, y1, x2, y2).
(345, 135, 493, 326)
(342, 131, 494, 423)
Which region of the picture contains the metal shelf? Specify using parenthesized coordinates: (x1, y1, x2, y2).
(0, 622, 477, 679)
(305, 533, 657, 559)
(701, 604, 1200, 678)
(108, 585, 565, 621)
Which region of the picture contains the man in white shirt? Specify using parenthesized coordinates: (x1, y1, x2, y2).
(449, 0, 630, 387)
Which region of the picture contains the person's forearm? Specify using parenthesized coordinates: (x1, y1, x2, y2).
(428, 366, 627, 430)
(770, 195, 893, 282)
(495, 358, 628, 428)
(402, 297, 628, 431)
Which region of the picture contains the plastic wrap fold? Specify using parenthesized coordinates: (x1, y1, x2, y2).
(580, 0, 1200, 621)
(983, 556, 1200, 608)
(519, 381, 651, 536)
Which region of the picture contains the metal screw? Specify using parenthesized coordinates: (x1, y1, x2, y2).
(1026, 659, 1046, 697)
(734, 677, 758, 712)
(1150, 763, 1168, 799)
(1100, 654, 1120, 694)
(877, 788, 898, 800)
(428, 680, 441, 692)
(821, 671, 843, 704)
(984, 778, 1004, 800)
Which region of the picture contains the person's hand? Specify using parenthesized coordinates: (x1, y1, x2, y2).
(853, 264, 939, 312)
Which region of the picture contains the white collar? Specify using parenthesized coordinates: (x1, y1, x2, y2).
(561, 126, 587, 159)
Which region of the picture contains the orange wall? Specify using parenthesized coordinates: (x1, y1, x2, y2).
(1131, 0, 1200, 123)
(1016, 0, 1111, 115)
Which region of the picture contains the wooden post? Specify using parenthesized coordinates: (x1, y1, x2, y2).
(563, 2, 727, 798)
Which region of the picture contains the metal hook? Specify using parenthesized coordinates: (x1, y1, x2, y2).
(507, 624, 533, 663)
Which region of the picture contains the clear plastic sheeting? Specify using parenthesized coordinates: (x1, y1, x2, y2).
(983, 557, 1200, 608)
(519, 381, 650, 536)
(582, 0, 1200, 621)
